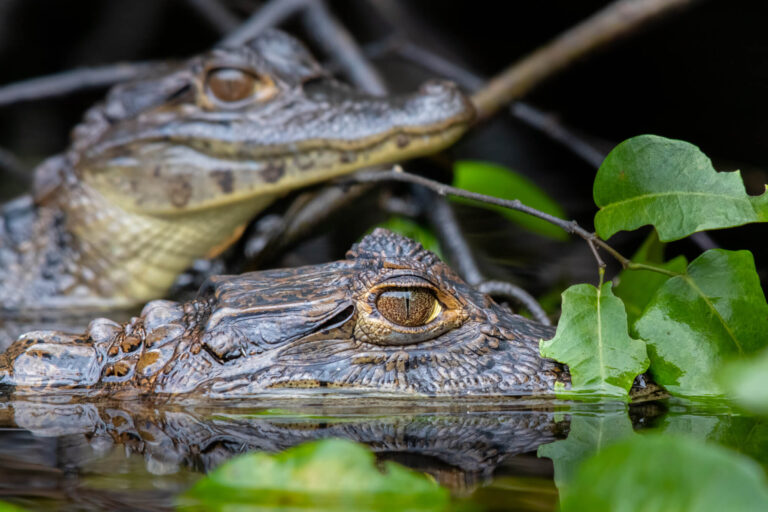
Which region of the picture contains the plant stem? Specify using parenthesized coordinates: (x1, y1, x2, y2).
(471, 0, 698, 121)
(626, 262, 682, 277)
(346, 167, 687, 280)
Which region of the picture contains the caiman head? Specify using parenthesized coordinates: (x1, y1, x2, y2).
(0, 230, 568, 397)
(44, 29, 474, 306)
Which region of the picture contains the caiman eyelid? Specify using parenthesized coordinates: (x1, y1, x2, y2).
(315, 304, 356, 333)
(166, 83, 194, 103)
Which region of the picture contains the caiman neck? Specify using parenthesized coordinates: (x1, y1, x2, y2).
(53, 177, 272, 308)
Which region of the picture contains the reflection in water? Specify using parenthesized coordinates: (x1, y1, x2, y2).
(0, 398, 571, 511)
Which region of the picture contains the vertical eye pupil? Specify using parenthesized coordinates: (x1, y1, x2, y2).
(376, 288, 437, 327)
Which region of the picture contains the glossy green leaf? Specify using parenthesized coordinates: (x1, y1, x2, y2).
(613, 231, 687, 327)
(0, 502, 26, 512)
(561, 434, 768, 512)
(636, 249, 768, 397)
(538, 407, 634, 492)
(594, 134, 768, 241)
(180, 438, 449, 511)
(720, 348, 768, 415)
(372, 217, 443, 258)
(539, 282, 649, 400)
(452, 160, 568, 240)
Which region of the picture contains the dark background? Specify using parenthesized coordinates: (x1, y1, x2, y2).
(0, 0, 765, 293)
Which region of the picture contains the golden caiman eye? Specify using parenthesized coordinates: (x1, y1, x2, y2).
(205, 68, 277, 103)
(376, 288, 441, 327)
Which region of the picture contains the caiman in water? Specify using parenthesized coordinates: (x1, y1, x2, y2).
(0, 29, 473, 313)
(0, 230, 661, 399)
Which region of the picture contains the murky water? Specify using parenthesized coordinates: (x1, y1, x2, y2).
(0, 395, 762, 511)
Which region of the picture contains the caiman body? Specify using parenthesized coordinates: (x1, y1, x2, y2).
(0, 30, 473, 313)
(0, 230, 571, 397)
(0, 230, 662, 399)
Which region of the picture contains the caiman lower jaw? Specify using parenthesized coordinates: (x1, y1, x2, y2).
(91, 120, 471, 218)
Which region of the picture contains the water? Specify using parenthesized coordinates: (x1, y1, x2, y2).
(0, 395, 695, 511)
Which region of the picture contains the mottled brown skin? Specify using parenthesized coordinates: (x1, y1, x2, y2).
(0, 29, 474, 314)
(0, 230, 575, 397)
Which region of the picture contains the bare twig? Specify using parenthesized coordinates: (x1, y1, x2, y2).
(0, 146, 28, 183)
(303, 1, 387, 94)
(472, 0, 698, 121)
(0, 62, 158, 107)
(185, 0, 242, 34)
(421, 192, 485, 286)
(390, 40, 612, 169)
(395, 40, 484, 90)
(509, 103, 607, 169)
(245, 183, 374, 264)
(477, 281, 552, 326)
(220, 0, 311, 46)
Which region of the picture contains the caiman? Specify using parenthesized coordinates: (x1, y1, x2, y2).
(0, 230, 662, 399)
(0, 29, 473, 313)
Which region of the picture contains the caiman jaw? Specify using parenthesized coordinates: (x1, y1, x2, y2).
(81, 79, 475, 215)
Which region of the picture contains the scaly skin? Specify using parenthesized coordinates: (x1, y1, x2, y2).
(0, 230, 577, 397)
(0, 29, 474, 313)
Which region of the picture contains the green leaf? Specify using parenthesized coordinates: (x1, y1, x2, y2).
(452, 160, 568, 240)
(539, 282, 649, 400)
(0, 502, 26, 512)
(538, 407, 635, 493)
(180, 438, 449, 511)
(636, 249, 768, 397)
(560, 434, 768, 512)
(613, 231, 687, 327)
(594, 134, 768, 241)
(720, 348, 768, 415)
(372, 217, 443, 259)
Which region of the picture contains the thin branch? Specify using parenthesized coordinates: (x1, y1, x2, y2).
(509, 103, 607, 169)
(350, 168, 593, 238)
(220, 0, 311, 47)
(420, 190, 485, 286)
(303, 1, 387, 95)
(0, 146, 28, 183)
(472, 0, 698, 121)
(390, 40, 613, 169)
(477, 280, 552, 326)
(395, 40, 484, 90)
(0, 62, 158, 107)
(346, 167, 617, 272)
(185, 0, 242, 34)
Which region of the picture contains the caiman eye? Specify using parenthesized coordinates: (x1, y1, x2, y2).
(356, 276, 467, 346)
(376, 288, 441, 327)
(205, 68, 276, 103)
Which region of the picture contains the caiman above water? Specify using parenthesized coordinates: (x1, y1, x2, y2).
(0, 230, 661, 399)
(0, 29, 473, 313)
